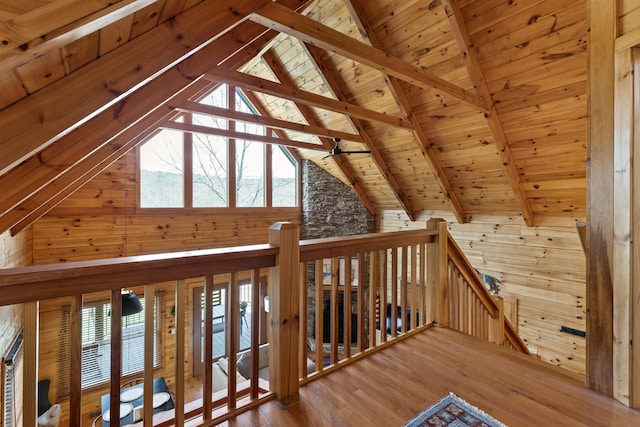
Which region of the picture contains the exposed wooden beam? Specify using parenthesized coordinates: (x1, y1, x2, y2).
(301, 43, 413, 220)
(250, 2, 488, 112)
(172, 100, 364, 143)
(441, 0, 534, 226)
(0, 0, 157, 73)
(261, 48, 377, 216)
(0, 0, 126, 54)
(1, 21, 288, 235)
(0, 0, 275, 177)
(204, 67, 413, 130)
(160, 121, 325, 152)
(0, 21, 280, 225)
(344, 0, 466, 224)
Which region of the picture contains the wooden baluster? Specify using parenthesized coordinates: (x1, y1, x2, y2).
(411, 244, 417, 331)
(251, 268, 261, 397)
(344, 255, 352, 357)
(23, 301, 38, 427)
(109, 290, 122, 424)
(175, 280, 186, 424)
(203, 277, 213, 419)
(400, 246, 408, 334)
(369, 250, 377, 348)
(391, 247, 398, 338)
(69, 295, 82, 426)
(227, 273, 239, 409)
(314, 259, 323, 372)
(357, 252, 365, 353)
(298, 263, 308, 379)
(330, 257, 339, 365)
(380, 249, 388, 343)
(143, 284, 155, 425)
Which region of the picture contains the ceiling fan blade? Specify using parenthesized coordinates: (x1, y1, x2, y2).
(337, 150, 371, 154)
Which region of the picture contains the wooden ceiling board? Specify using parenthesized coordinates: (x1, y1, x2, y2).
(97, 14, 134, 56)
(128, 1, 163, 39)
(61, 30, 100, 73)
(477, 16, 586, 66)
(365, 0, 429, 31)
(462, 0, 575, 39)
(0, 71, 28, 109)
(0, 0, 50, 19)
(156, 0, 188, 25)
(368, 4, 452, 54)
(15, 48, 65, 93)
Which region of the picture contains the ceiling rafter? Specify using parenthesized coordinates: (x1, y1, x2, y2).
(0, 0, 276, 177)
(0, 0, 157, 74)
(0, 0, 131, 54)
(0, 20, 281, 225)
(0, 22, 286, 236)
(160, 121, 325, 152)
(441, 0, 534, 226)
(204, 67, 414, 130)
(172, 101, 364, 143)
(344, 0, 466, 224)
(260, 48, 377, 216)
(249, 2, 488, 112)
(302, 42, 416, 221)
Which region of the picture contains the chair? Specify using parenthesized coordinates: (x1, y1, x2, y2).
(36, 379, 61, 427)
(239, 301, 249, 334)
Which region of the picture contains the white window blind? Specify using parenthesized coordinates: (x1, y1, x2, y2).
(2, 332, 23, 427)
(58, 294, 163, 395)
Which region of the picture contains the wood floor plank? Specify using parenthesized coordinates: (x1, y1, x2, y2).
(226, 326, 640, 426)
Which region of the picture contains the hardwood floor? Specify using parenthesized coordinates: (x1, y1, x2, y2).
(216, 326, 640, 426)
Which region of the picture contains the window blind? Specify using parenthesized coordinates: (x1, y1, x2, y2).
(58, 294, 163, 396)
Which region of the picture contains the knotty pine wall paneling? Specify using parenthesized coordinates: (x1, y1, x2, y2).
(379, 211, 586, 377)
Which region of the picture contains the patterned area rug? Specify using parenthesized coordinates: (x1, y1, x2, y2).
(404, 393, 508, 427)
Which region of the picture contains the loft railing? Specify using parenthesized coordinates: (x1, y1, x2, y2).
(0, 220, 527, 426)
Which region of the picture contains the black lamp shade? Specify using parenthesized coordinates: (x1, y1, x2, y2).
(122, 292, 143, 316)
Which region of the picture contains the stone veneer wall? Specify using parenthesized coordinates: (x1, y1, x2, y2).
(301, 160, 375, 239)
(301, 160, 375, 345)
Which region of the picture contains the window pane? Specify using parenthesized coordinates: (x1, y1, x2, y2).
(81, 297, 162, 389)
(193, 133, 228, 207)
(200, 84, 227, 107)
(139, 130, 184, 207)
(236, 140, 264, 207)
(272, 146, 297, 207)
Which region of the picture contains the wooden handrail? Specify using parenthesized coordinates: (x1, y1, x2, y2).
(0, 244, 277, 306)
(300, 229, 436, 262)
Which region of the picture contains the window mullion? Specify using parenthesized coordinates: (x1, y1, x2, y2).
(266, 130, 273, 207)
(228, 86, 237, 208)
(184, 113, 194, 208)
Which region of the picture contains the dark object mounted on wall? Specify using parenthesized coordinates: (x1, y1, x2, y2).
(560, 325, 586, 338)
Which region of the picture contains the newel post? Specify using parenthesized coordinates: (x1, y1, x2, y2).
(489, 295, 505, 345)
(427, 218, 449, 327)
(268, 222, 300, 407)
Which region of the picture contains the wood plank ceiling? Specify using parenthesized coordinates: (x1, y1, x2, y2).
(0, 0, 587, 235)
